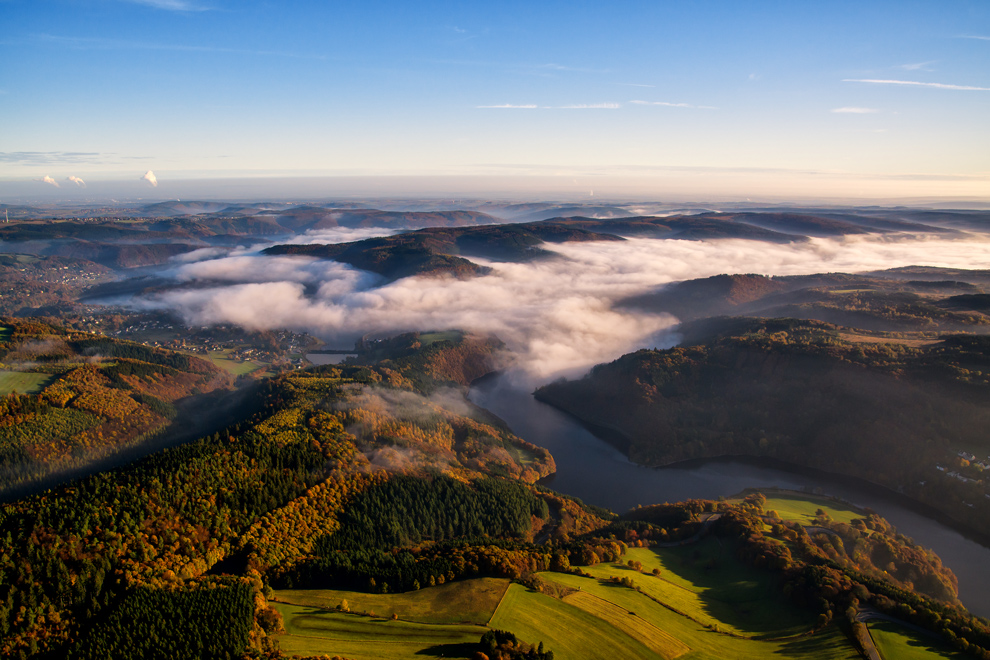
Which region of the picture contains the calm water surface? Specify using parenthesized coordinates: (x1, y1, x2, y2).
(469, 374, 990, 617)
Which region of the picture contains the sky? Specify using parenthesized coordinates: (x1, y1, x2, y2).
(1, 0, 989, 200)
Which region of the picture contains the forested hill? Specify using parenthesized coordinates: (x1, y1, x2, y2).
(535, 318, 990, 539)
(0, 319, 232, 496)
(263, 222, 623, 280)
(621, 269, 990, 331)
(0, 333, 564, 658)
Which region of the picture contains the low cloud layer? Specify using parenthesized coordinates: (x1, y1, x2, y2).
(136, 233, 990, 385)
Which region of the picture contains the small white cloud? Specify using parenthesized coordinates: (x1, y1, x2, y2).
(142, 170, 158, 187)
(41, 175, 59, 187)
(748, 73, 760, 81)
(66, 175, 86, 187)
(476, 104, 538, 109)
(844, 78, 990, 91)
(958, 35, 990, 41)
(831, 107, 880, 114)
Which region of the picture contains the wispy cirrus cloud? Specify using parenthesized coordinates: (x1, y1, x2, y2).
(897, 61, 936, 71)
(537, 63, 609, 74)
(120, 0, 210, 10)
(616, 83, 655, 88)
(0, 151, 105, 165)
(958, 35, 990, 41)
(559, 103, 619, 109)
(28, 33, 326, 60)
(831, 107, 880, 114)
(630, 100, 716, 109)
(476, 104, 539, 109)
(844, 78, 990, 91)
(476, 103, 619, 109)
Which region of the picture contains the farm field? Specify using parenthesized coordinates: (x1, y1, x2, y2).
(589, 539, 816, 636)
(730, 491, 865, 525)
(274, 577, 510, 625)
(418, 330, 462, 346)
(205, 350, 265, 376)
(488, 583, 658, 660)
(272, 603, 486, 660)
(562, 589, 690, 658)
(0, 370, 52, 395)
(869, 620, 967, 660)
(540, 570, 859, 659)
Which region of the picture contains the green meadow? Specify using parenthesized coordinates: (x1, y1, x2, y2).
(732, 491, 865, 525)
(0, 370, 53, 395)
(489, 583, 659, 660)
(205, 350, 265, 376)
(558, 537, 815, 637)
(272, 603, 487, 660)
(869, 620, 967, 660)
(275, 577, 509, 625)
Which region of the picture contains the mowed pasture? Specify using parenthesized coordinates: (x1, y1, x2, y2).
(274, 577, 509, 625)
(273, 603, 486, 660)
(0, 370, 52, 395)
(869, 621, 967, 660)
(489, 583, 658, 660)
(540, 571, 859, 660)
(205, 351, 264, 376)
(562, 589, 690, 658)
(732, 491, 865, 525)
(596, 539, 816, 636)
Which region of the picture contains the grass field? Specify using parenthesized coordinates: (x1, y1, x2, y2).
(0, 370, 52, 395)
(206, 351, 264, 376)
(563, 590, 690, 658)
(489, 583, 658, 660)
(273, 603, 487, 660)
(418, 330, 462, 346)
(540, 571, 859, 660)
(590, 540, 816, 636)
(275, 577, 510, 625)
(732, 491, 865, 525)
(869, 621, 966, 660)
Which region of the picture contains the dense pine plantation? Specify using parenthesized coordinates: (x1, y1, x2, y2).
(66, 581, 255, 660)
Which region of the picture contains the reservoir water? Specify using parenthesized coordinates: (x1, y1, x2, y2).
(469, 374, 990, 618)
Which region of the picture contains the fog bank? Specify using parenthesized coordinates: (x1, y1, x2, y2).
(137, 233, 990, 384)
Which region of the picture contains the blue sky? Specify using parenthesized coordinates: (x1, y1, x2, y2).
(1, 0, 989, 199)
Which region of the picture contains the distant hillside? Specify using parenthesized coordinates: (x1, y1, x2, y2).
(536, 318, 990, 539)
(0, 254, 114, 317)
(621, 269, 990, 331)
(264, 222, 623, 279)
(542, 214, 806, 242)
